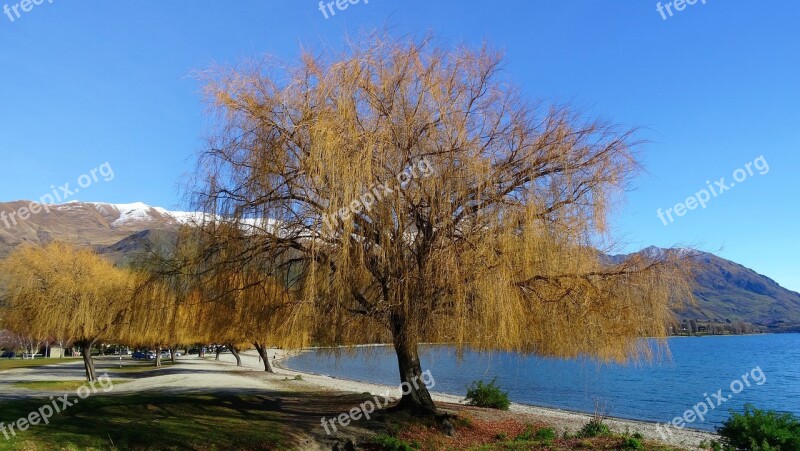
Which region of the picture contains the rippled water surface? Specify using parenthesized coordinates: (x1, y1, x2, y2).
(286, 334, 800, 431)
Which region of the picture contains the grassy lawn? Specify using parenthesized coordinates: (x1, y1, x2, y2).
(0, 358, 80, 371)
(0, 393, 287, 450)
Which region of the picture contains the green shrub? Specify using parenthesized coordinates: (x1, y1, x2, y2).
(535, 427, 556, 442)
(578, 419, 611, 438)
(718, 404, 800, 451)
(514, 424, 534, 441)
(464, 378, 511, 410)
(710, 441, 734, 451)
(371, 434, 418, 451)
(621, 437, 644, 449)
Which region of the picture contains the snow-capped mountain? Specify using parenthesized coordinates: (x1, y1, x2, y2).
(84, 202, 200, 227)
(0, 200, 196, 255)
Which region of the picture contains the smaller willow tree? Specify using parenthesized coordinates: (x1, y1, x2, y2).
(190, 222, 312, 372)
(194, 33, 695, 415)
(0, 242, 133, 381)
(125, 224, 311, 371)
(120, 228, 210, 366)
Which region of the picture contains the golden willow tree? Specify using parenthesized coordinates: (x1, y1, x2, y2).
(120, 273, 200, 367)
(121, 233, 205, 368)
(0, 242, 133, 381)
(190, 222, 312, 372)
(192, 34, 694, 414)
(126, 225, 310, 371)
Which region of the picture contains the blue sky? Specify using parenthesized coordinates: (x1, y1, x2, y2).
(1, 1, 798, 290)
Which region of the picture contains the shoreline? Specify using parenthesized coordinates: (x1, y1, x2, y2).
(270, 347, 717, 449)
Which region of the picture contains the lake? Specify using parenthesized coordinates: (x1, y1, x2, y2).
(285, 334, 800, 431)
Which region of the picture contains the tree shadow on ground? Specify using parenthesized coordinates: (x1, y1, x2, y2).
(0, 389, 389, 450)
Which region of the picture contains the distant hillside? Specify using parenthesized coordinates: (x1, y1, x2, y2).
(98, 229, 180, 266)
(0, 201, 192, 259)
(1, 201, 798, 332)
(612, 247, 800, 332)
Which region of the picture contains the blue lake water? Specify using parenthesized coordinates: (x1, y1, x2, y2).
(285, 334, 800, 431)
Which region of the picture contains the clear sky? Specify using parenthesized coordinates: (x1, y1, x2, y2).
(1, 1, 798, 290)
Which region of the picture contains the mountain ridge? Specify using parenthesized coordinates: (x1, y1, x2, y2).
(2, 200, 798, 332)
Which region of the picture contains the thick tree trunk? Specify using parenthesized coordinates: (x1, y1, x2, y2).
(253, 342, 274, 373)
(215, 346, 222, 361)
(155, 345, 162, 368)
(228, 344, 242, 366)
(79, 340, 98, 382)
(169, 347, 176, 363)
(390, 313, 437, 415)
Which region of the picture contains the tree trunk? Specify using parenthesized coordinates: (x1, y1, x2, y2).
(155, 345, 162, 368)
(79, 340, 98, 382)
(390, 313, 437, 415)
(229, 344, 242, 366)
(170, 346, 177, 363)
(253, 342, 274, 373)
(215, 346, 222, 361)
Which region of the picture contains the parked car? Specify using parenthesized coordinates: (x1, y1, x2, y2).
(132, 351, 148, 360)
(1, 351, 15, 359)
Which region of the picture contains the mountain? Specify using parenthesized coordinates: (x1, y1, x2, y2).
(98, 229, 181, 266)
(1, 201, 798, 332)
(612, 246, 800, 333)
(0, 201, 193, 259)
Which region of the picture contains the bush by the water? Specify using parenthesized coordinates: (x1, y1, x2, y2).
(464, 378, 511, 410)
(717, 404, 800, 451)
(578, 419, 611, 438)
(621, 437, 644, 449)
(534, 427, 557, 442)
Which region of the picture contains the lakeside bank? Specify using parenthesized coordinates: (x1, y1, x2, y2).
(269, 347, 717, 449)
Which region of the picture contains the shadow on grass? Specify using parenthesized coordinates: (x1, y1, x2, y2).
(0, 389, 386, 450)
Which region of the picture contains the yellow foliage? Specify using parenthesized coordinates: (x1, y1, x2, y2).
(0, 242, 134, 343)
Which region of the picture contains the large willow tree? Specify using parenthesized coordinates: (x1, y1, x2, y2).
(0, 242, 133, 381)
(193, 34, 693, 414)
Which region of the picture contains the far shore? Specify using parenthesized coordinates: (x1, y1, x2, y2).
(269, 346, 717, 449)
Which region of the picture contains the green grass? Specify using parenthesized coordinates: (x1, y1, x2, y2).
(12, 381, 94, 391)
(0, 393, 286, 450)
(0, 358, 81, 371)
